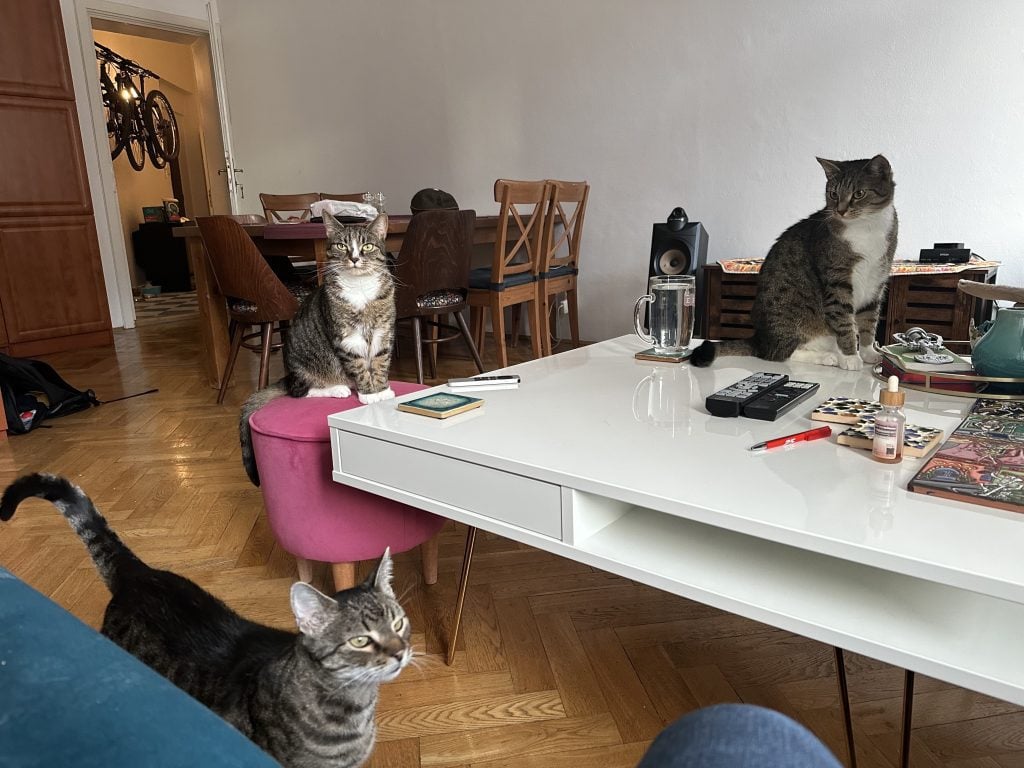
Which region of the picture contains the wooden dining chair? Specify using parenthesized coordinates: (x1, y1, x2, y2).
(196, 216, 303, 403)
(468, 179, 550, 369)
(259, 192, 320, 223)
(393, 209, 485, 383)
(537, 180, 589, 356)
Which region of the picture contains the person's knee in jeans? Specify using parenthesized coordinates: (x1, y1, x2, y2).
(636, 704, 842, 768)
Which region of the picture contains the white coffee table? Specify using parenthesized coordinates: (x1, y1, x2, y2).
(329, 335, 1024, 707)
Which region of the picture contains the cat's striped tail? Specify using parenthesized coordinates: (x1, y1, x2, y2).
(0, 473, 138, 590)
(239, 380, 288, 486)
(690, 339, 756, 367)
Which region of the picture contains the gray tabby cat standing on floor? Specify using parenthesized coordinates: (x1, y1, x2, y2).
(692, 155, 897, 370)
(240, 211, 396, 485)
(1, 473, 411, 768)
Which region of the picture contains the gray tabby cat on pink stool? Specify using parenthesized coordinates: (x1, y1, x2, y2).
(693, 154, 897, 370)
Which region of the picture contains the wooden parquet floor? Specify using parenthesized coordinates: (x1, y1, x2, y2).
(1, 302, 1023, 767)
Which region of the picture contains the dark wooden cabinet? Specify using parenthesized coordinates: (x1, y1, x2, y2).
(702, 263, 998, 348)
(0, 0, 113, 358)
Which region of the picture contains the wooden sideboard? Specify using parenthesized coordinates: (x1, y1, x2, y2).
(702, 263, 998, 350)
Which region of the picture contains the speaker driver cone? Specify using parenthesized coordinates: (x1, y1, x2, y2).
(658, 248, 690, 275)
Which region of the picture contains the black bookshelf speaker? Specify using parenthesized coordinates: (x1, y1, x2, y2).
(648, 209, 709, 334)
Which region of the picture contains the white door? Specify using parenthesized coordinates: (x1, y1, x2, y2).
(206, 1, 242, 213)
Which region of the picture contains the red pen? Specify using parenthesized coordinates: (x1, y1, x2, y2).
(749, 425, 832, 452)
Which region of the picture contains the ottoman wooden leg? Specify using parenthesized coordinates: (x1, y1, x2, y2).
(421, 535, 439, 585)
(332, 562, 357, 592)
(296, 557, 314, 584)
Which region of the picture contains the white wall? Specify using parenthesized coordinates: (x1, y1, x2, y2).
(217, 0, 1024, 343)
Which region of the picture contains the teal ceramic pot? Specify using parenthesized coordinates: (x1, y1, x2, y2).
(972, 307, 1024, 393)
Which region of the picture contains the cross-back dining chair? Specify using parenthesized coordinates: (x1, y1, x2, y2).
(259, 192, 319, 223)
(538, 179, 590, 356)
(468, 179, 551, 369)
(393, 209, 485, 383)
(196, 216, 303, 403)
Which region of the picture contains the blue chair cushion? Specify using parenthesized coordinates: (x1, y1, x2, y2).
(469, 267, 536, 292)
(540, 265, 578, 279)
(0, 567, 278, 768)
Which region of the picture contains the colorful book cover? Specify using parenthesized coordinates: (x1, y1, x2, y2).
(396, 392, 483, 419)
(836, 419, 944, 457)
(810, 397, 882, 424)
(909, 398, 1024, 513)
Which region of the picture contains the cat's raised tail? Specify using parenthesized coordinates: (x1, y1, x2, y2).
(0, 473, 139, 589)
(239, 380, 288, 486)
(690, 339, 756, 367)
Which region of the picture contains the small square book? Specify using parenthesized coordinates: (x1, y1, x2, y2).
(396, 392, 483, 419)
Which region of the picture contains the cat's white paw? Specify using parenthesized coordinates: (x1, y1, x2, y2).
(860, 346, 882, 365)
(308, 384, 351, 398)
(838, 353, 864, 371)
(358, 387, 395, 405)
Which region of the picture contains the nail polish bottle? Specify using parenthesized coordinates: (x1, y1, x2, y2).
(872, 375, 906, 464)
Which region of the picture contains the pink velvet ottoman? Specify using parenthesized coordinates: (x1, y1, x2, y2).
(248, 381, 445, 591)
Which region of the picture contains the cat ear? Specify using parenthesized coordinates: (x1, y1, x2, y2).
(322, 210, 344, 239)
(816, 157, 842, 180)
(290, 582, 337, 636)
(367, 213, 388, 242)
(365, 547, 395, 597)
(866, 154, 892, 178)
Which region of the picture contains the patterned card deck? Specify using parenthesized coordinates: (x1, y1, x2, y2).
(836, 419, 944, 457)
(810, 397, 883, 425)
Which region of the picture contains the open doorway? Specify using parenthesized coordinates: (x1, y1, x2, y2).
(89, 19, 230, 327)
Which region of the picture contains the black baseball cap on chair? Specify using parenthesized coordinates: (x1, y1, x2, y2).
(410, 188, 458, 214)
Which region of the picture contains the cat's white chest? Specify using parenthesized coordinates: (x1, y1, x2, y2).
(336, 274, 383, 311)
(843, 206, 894, 310)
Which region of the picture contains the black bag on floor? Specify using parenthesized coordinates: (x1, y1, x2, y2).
(0, 353, 99, 434)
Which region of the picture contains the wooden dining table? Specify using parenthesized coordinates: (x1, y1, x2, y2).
(173, 214, 507, 389)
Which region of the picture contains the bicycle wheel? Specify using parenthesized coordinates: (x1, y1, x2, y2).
(123, 111, 146, 171)
(106, 101, 125, 160)
(144, 90, 179, 162)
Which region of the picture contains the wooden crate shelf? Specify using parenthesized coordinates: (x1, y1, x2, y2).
(702, 264, 998, 348)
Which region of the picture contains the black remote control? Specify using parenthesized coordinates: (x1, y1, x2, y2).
(705, 372, 789, 417)
(742, 381, 821, 421)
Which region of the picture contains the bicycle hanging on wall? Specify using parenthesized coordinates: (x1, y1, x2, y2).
(95, 42, 180, 172)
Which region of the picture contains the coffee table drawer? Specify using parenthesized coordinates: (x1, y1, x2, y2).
(338, 433, 562, 539)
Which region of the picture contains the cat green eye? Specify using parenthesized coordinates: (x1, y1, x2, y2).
(853, 190, 866, 199)
(349, 635, 371, 649)
(392, 617, 405, 632)
(335, 244, 349, 253)
(361, 243, 375, 253)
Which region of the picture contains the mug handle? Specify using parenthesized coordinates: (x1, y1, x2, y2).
(633, 295, 656, 346)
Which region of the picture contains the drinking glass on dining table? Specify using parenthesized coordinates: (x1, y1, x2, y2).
(633, 275, 695, 354)
(362, 192, 387, 214)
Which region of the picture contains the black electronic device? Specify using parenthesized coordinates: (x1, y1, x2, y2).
(919, 241, 971, 264)
(705, 372, 788, 418)
(649, 209, 709, 334)
(741, 381, 821, 421)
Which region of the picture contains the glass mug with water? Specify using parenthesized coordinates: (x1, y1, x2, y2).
(633, 275, 695, 354)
